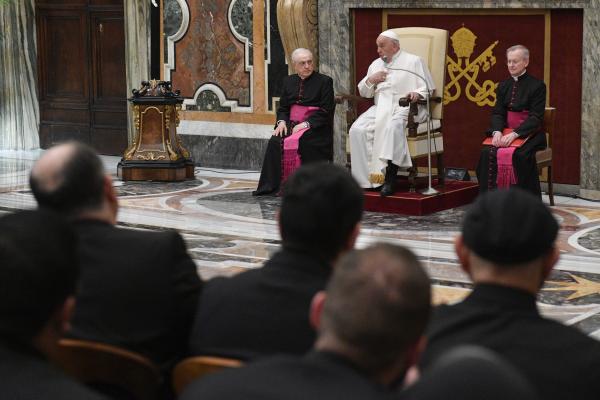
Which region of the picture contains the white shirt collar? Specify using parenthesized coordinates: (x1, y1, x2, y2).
(512, 69, 527, 81)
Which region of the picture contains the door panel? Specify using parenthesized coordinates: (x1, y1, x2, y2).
(90, 10, 127, 153)
(36, 1, 126, 154)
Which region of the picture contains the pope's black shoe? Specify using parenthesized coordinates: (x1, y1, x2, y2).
(380, 162, 398, 197)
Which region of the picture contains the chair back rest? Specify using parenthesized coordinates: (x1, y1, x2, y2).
(53, 338, 162, 400)
(543, 107, 556, 147)
(391, 27, 449, 120)
(172, 355, 243, 395)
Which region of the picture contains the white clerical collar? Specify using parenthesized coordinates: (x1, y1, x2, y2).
(512, 70, 526, 81)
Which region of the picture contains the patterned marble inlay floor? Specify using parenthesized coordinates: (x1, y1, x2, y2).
(2, 153, 600, 338)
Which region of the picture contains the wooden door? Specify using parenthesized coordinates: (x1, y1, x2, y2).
(90, 10, 127, 154)
(36, 0, 126, 155)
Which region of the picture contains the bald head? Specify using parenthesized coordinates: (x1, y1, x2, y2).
(318, 243, 431, 373)
(30, 143, 76, 194)
(30, 142, 107, 217)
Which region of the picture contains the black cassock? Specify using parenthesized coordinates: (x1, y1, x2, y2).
(476, 72, 547, 197)
(253, 71, 335, 196)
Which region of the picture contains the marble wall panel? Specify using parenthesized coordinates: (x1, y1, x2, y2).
(180, 135, 268, 170)
(319, 0, 600, 194)
(0, 0, 39, 150)
(124, 0, 152, 144)
(170, 0, 250, 105)
(267, 0, 288, 111)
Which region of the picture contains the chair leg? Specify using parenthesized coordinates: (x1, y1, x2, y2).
(547, 166, 554, 206)
(436, 153, 445, 187)
(408, 164, 417, 193)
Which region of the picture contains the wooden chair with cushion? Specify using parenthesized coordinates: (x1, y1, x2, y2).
(337, 27, 448, 191)
(392, 27, 449, 190)
(172, 355, 243, 395)
(536, 107, 556, 206)
(52, 338, 162, 400)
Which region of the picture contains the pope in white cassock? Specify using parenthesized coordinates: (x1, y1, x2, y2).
(349, 29, 435, 196)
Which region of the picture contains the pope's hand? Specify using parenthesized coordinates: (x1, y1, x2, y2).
(368, 70, 388, 85)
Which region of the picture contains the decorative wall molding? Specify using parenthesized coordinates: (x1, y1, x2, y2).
(184, 83, 253, 113)
(163, 0, 189, 81)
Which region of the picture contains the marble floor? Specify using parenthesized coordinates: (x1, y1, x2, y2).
(2, 152, 600, 338)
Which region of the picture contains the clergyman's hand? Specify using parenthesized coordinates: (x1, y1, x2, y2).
(491, 131, 503, 147)
(273, 121, 287, 137)
(499, 131, 518, 147)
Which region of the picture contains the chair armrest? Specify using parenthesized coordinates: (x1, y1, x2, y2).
(335, 93, 368, 104)
(398, 96, 442, 137)
(398, 96, 442, 107)
(336, 93, 370, 130)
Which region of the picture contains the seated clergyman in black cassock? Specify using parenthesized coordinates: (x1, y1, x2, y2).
(476, 44, 547, 197)
(252, 48, 335, 196)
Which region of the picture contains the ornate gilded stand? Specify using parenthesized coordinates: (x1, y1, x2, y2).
(117, 80, 194, 181)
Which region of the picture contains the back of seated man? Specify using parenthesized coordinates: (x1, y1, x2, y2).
(420, 188, 600, 400)
(406, 346, 538, 400)
(0, 210, 108, 400)
(180, 243, 431, 400)
(29, 142, 202, 370)
(189, 162, 364, 359)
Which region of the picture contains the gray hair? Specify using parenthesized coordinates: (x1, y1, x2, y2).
(387, 37, 400, 47)
(506, 45, 530, 60)
(291, 48, 313, 63)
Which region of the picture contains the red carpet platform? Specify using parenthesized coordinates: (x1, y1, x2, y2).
(364, 178, 479, 216)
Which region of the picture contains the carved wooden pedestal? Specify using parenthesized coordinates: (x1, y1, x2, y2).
(117, 81, 194, 181)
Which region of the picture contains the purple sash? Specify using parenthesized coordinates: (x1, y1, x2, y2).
(496, 110, 529, 189)
(281, 105, 320, 183)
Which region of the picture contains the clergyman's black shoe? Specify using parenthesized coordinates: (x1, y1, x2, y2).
(380, 181, 396, 197)
(380, 161, 398, 197)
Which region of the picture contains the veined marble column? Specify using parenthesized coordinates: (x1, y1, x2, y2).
(0, 0, 39, 150)
(124, 0, 152, 144)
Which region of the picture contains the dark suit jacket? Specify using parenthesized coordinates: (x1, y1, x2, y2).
(488, 72, 546, 138)
(277, 72, 335, 162)
(188, 248, 331, 359)
(68, 219, 202, 369)
(421, 284, 600, 400)
(180, 351, 396, 400)
(0, 342, 108, 400)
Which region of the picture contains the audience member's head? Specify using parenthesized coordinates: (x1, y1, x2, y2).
(0, 210, 78, 350)
(407, 345, 538, 400)
(279, 162, 363, 262)
(456, 188, 559, 293)
(312, 243, 431, 385)
(30, 142, 117, 222)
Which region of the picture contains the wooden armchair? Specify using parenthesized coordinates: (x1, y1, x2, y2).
(338, 27, 448, 191)
(392, 27, 448, 189)
(52, 338, 162, 400)
(172, 355, 243, 395)
(536, 107, 556, 206)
